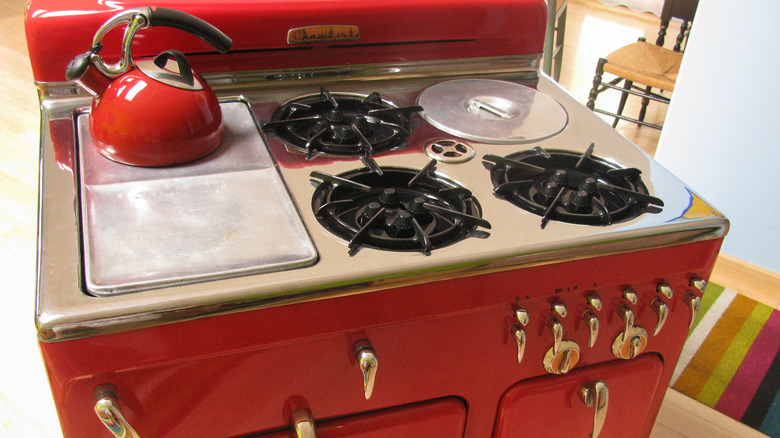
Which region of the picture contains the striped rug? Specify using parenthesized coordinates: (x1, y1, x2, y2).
(671, 283, 780, 437)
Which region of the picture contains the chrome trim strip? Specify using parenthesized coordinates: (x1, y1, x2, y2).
(36, 55, 541, 97)
(37, 224, 726, 342)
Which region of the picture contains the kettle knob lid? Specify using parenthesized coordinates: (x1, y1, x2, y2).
(152, 50, 195, 87)
(136, 50, 206, 90)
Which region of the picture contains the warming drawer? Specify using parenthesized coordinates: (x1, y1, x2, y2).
(493, 354, 664, 437)
(259, 398, 467, 437)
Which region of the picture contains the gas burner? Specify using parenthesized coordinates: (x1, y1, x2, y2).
(263, 87, 422, 167)
(310, 161, 491, 256)
(484, 144, 664, 228)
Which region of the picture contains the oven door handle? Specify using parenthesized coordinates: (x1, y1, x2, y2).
(579, 380, 609, 438)
(292, 409, 316, 438)
(94, 391, 140, 438)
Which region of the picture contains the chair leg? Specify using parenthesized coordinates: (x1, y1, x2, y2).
(613, 80, 632, 128)
(638, 86, 651, 122)
(586, 58, 607, 111)
(553, 6, 567, 81)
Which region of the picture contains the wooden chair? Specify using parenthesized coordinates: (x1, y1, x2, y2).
(542, 0, 569, 81)
(585, 0, 698, 129)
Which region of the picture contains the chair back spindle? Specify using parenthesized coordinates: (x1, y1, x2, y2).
(656, 0, 698, 50)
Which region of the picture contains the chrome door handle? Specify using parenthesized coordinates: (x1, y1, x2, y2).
(354, 340, 378, 400)
(511, 308, 530, 364)
(651, 298, 669, 335)
(510, 325, 527, 364)
(616, 304, 635, 340)
(94, 391, 140, 438)
(685, 291, 702, 328)
(547, 317, 563, 355)
(582, 310, 599, 348)
(579, 380, 609, 438)
(292, 409, 316, 438)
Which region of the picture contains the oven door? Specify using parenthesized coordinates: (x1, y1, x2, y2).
(493, 354, 663, 438)
(258, 397, 466, 437)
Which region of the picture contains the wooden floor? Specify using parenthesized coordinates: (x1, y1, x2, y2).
(0, 0, 777, 436)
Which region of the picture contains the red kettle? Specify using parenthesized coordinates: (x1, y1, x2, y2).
(66, 7, 232, 167)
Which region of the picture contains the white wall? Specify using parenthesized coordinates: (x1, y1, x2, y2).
(654, 0, 780, 273)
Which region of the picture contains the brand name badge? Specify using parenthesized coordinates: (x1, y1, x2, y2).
(287, 25, 361, 44)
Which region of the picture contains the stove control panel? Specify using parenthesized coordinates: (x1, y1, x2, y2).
(508, 276, 708, 375)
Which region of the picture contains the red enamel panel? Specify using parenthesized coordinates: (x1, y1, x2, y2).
(38, 240, 723, 437)
(494, 355, 664, 437)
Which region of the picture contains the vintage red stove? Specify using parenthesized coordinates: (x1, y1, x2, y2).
(26, 0, 728, 437)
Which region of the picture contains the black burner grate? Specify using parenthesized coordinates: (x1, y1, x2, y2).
(310, 161, 491, 255)
(484, 144, 663, 228)
(263, 87, 422, 169)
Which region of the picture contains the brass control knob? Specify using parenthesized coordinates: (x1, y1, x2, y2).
(690, 277, 707, 292)
(623, 287, 638, 304)
(552, 302, 568, 318)
(612, 304, 648, 360)
(587, 293, 603, 311)
(657, 283, 674, 299)
(543, 339, 581, 374)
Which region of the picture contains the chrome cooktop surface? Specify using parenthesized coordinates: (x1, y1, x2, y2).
(37, 71, 727, 340)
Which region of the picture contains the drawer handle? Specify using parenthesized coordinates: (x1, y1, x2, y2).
(94, 391, 140, 438)
(292, 409, 316, 438)
(579, 380, 608, 438)
(354, 340, 378, 400)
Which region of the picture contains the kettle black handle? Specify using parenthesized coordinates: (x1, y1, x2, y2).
(148, 7, 232, 53)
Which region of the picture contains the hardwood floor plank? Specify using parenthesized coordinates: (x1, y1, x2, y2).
(711, 253, 780, 310)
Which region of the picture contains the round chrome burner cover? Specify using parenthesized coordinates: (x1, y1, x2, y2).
(417, 79, 568, 144)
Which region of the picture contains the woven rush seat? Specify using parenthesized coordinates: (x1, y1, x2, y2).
(604, 41, 682, 91)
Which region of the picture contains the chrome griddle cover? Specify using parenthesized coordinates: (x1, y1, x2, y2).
(417, 79, 568, 144)
(78, 101, 318, 296)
